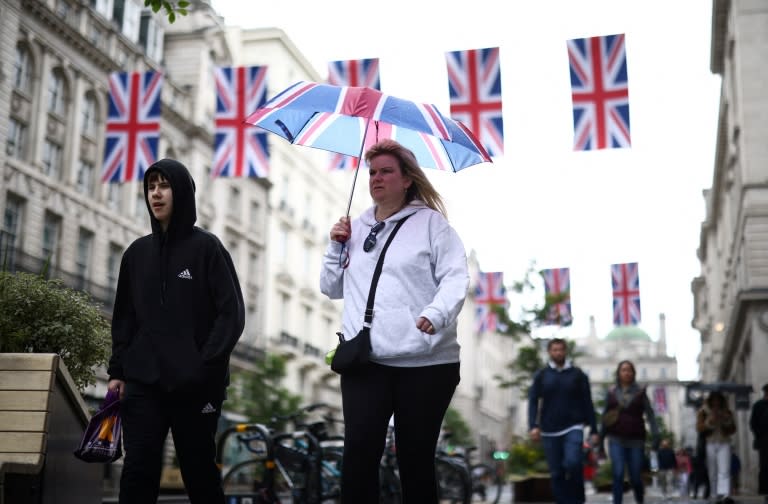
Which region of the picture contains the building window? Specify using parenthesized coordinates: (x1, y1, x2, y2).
(660, 367, 667, 379)
(81, 93, 98, 138)
(248, 252, 258, 284)
(279, 293, 291, 331)
(107, 242, 122, 302)
(47, 69, 67, 116)
(13, 44, 32, 93)
(303, 305, 313, 341)
(139, 11, 164, 62)
(1, 196, 24, 268)
(640, 368, 648, 379)
(76, 228, 94, 288)
(134, 188, 145, 221)
(249, 201, 260, 231)
(42, 212, 62, 270)
(6, 118, 27, 159)
(55, 0, 72, 19)
(228, 186, 241, 220)
(76, 160, 95, 195)
(106, 183, 121, 211)
(42, 140, 63, 180)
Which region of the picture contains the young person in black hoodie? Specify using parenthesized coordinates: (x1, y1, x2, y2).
(107, 159, 244, 504)
(528, 338, 598, 504)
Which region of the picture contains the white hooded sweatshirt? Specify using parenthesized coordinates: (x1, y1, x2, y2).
(320, 201, 469, 367)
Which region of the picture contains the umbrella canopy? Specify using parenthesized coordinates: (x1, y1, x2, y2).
(245, 80, 492, 211)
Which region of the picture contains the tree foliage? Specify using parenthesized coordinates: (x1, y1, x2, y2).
(0, 271, 111, 389)
(226, 353, 302, 426)
(144, 0, 189, 23)
(441, 407, 473, 447)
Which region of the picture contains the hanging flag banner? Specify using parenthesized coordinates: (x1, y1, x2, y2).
(326, 58, 381, 170)
(653, 386, 668, 414)
(445, 47, 504, 157)
(474, 271, 506, 333)
(541, 268, 573, 326)
(102, 71, 162, 183)
(611, 262, 641, 326)
(567, 34, 631, 151)
(213, 65, 269, 178)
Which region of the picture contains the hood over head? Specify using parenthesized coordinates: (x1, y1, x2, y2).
(143, 158, 196, 237)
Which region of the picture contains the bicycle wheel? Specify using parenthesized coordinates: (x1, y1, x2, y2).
(435, 457, 471, 504)
(470, 463, 503, 504)
(273, 439, 311, 503)
(320, 449, 343, 502)
(222, 459, 279, 503)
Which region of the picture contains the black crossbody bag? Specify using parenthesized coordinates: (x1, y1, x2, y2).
(330, 215, 410, 375)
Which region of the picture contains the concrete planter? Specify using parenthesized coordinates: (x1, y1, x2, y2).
(0, 353, 102, 504)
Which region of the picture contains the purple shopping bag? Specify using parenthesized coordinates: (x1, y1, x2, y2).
(74, 389, 123, 463)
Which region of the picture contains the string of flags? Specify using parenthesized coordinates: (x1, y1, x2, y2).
(101, 32, 631, 183)
(473, 261, 641, 334)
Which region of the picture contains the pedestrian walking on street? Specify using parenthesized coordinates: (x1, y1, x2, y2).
(696, 390, 737, 504)
(528, 338, 599, 504)
(657, 438, 677, 497)
(107, 159, 245, 504)
(675, 447, 692, 497)
(599, 359, 659, 504)
(320, 139, 469, 504)
(750, 383, 768, 498)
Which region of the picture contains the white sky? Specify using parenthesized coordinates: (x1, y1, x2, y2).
(213, 0, 722, 380)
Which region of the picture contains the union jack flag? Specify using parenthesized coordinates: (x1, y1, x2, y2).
(541, 268, 573, 326)
(475, 271, 506, 333)
(327, 58, 380, 171)
(567, 34, 631, 151)
(445, 47, 504, 157)
(213, 66, 269, 178)
(612, 262, 641, 326)
(101, 71, 162, 183)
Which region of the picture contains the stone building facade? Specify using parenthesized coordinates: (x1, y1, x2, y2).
(692, 0, 768, 492)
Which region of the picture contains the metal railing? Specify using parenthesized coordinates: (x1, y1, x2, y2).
(0, 236, 116, 313)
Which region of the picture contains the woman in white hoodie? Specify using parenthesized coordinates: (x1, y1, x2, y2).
(321, 139, 469, 503)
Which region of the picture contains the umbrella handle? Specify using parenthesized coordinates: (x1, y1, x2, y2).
(344, 120, 372, 217)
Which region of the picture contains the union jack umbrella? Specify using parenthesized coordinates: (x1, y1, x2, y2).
(611, 262, 641, 326)
(245, 80, 491, 215)
(567, 34, 631, 151)
(101, 71, 163, 183)
(327, 58, 380, 171)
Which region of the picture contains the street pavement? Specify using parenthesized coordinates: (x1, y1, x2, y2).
(478, 480, 767, 504)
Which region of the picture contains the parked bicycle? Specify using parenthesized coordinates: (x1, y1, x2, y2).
(217, 403, 343, 504)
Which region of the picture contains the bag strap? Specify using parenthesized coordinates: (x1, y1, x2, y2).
(363, 215, 411, 326)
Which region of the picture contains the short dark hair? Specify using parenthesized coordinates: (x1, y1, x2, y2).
(547, 338, 567, 350)
(762, 383, 768, 393)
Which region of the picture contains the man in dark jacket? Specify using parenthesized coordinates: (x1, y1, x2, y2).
(529, 338, 599, 504)
(107, 159, 245, 503)
(751, 383, 768, 498)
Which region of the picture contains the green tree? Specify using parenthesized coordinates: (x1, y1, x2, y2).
(442, 407, 473, 447)
(145, 0, 189, 23)
(490, 262, 582, 394)
(0, 271, 111, 389)
(226, 353, 302, 426)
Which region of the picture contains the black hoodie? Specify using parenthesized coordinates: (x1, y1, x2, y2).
(107, 159, 245, 393)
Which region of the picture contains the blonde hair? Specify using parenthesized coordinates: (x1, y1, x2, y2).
(364, 139, 447, 217)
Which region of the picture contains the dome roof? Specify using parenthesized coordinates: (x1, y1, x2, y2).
(604, 325, 652, 342)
